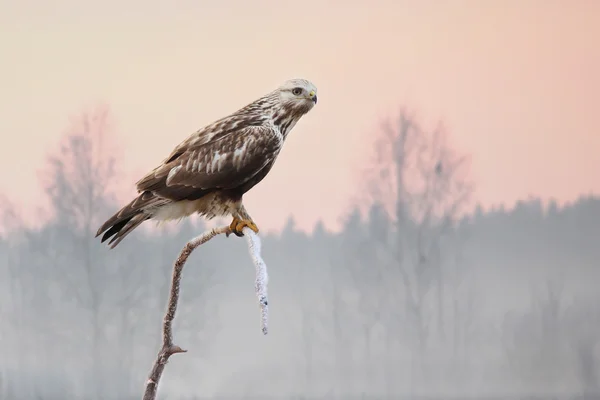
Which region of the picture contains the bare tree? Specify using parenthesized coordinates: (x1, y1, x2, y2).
(34, 105, 148, 398)
(362, 109, 473, 387)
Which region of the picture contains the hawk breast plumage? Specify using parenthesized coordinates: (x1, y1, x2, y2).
(96, 78, 318, 248)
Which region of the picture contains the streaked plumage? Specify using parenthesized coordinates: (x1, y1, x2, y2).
(96, 78, 318, 248)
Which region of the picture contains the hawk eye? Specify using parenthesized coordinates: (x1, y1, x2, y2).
(292, 87, 303, 96)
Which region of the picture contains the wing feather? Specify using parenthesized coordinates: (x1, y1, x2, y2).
(136, 125, 281, 201)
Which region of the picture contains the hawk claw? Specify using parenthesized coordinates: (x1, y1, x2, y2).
(227, 218, 259, 238)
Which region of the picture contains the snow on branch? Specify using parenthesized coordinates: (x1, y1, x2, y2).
(142, 225, 269, 400)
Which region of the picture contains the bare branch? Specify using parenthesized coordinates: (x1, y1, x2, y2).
(142, 225, 269, 400)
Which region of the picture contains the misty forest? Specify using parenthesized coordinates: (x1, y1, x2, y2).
(1, 106, 599, 400)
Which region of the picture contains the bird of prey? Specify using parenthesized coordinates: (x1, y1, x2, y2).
(96, 78, 318, 248)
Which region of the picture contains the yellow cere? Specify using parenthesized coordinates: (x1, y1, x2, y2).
(309, 90, 315, 97)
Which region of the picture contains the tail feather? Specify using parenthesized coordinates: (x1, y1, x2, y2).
(96, 191, 165, 248)
(104, 214, 149, 249)
(100, 217, 132, 243)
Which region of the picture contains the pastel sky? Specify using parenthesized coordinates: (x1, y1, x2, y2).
(0, 0, 598, 233)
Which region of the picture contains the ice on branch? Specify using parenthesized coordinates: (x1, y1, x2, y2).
(243, 227, 269, 334)
(142, 225, 269, 400)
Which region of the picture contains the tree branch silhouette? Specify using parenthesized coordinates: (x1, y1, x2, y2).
(142, 225, 269, 400)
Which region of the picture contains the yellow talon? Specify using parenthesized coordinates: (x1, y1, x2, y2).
(228, 218, 259, 237)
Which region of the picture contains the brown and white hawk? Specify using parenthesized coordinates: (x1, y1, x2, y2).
(96, 78, 318, 248)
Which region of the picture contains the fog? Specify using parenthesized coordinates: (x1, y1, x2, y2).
(1, 107, 598, 400)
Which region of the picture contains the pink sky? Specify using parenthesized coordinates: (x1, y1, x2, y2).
(0, 0, 598, 233)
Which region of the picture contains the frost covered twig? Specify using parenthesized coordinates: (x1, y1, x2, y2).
(142, 225, 269, 400)
(245, 229, 269, 334)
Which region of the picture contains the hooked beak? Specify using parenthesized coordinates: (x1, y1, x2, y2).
(311, 95, 318, 104)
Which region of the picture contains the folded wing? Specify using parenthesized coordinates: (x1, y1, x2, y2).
(136, 124, 281, 201)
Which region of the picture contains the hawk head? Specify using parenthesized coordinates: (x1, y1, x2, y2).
(277, 78, 318, 115)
